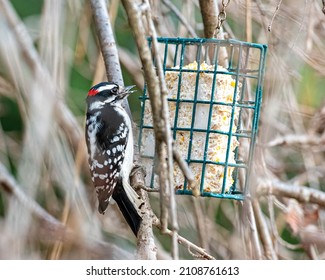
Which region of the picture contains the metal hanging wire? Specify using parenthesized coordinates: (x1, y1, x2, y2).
(214, 0, 231, 36)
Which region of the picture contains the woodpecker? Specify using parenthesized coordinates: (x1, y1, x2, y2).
(85, 82, 142, 236)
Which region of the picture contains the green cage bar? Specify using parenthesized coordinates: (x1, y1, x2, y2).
(138, 37, 267, 201)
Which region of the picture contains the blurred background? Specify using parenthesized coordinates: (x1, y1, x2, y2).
(0, 0, 324, 259)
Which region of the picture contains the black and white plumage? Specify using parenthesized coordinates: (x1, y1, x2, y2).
(85, 82, 142, 236)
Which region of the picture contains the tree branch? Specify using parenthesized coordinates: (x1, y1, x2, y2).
(142, 0, 180, 259)
(252, 198, 278, 259)
(264, 134, 325, 148)
(153, 219, 215, 260)
(121, 0, 210, 260)
(245, 199, 263, 259)
(199, 0, 218, 38)
(131, 165, 158, 260)
(89, 0, 131, 115)
(257, 179, 325, 208)
(89, 0, 156, 259)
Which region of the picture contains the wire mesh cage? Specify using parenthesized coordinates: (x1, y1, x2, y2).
(138, 37, 267, 200)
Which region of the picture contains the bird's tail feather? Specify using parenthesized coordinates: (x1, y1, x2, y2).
(112, 183, 142, 236)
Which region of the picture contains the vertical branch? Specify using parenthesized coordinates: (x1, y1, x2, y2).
(89, 0, 130, 115)
(142, 0, 179, 259)
(246, 0, 252, 42)
(268, 0, 283, 32)
(252, 198, 278, 259)
(89, 0, 123, 84)
(121, 0, 180, 259)
(193, 198, 209, 251)
(89, 0, 156, 259)
(245, 199, 263, 259)
(198, 0, 229, 66)
(199, 0, 218, 38)
(131, 167, 158, 260)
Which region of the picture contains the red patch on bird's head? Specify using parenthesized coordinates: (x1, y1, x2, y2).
(88, 88, 99, 96)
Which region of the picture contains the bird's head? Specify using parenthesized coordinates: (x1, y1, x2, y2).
(87, 82, 135, 106)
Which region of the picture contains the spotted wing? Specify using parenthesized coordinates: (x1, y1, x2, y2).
(86, 114, 129, 214)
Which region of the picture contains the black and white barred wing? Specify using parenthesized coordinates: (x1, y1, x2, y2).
(86, 117, 128, 214)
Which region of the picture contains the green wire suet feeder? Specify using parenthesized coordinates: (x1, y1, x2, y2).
(138, 37, 267, 201)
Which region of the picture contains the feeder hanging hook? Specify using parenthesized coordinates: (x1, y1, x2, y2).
(215, 0, 231, 36)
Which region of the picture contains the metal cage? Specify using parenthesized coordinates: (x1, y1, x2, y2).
(138, 37, 267, 200)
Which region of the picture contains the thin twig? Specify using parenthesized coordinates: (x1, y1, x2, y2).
(138, 186, 160, 192)
(268, 0, 283, 32)
(257, 179, 325, 208)
(173, 146, 196, 194)
(153, 219, 215, 260)
(267, 195, 278, 254)
(0, 163, 62, 229)
(246, 0, 252, 42)
(245, 199, 263, 259)
(252, 198, 278, 259)
(192, 198, 209, 251)
(264, 134, 325, 148)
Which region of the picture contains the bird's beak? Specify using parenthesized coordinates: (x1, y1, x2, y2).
(119, 85, 136, 99)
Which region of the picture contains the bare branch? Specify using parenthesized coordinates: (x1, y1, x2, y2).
(121, 0, 175, 255)
(173, 146, 196, 194)
(245, 0, 252, 42)
(143, 0, 179, 259)
(89, 0, 131, 115)
(130, 165, 158, 260)
(89, 0, 122, 85)
(199, 0, 218, 38)
(257, 180, 325, 208)
(154, 221, 215, 260)
(268, 0, 283, 32)
(193, 198, 209, 251)
(252, 199, 278, 259)
(245, 200, 263, 259)
(89, 0, 156, 259)
(264, 134, 325, 148)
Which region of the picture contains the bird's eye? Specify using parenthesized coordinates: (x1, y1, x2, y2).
(111, 86, 118, 94)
